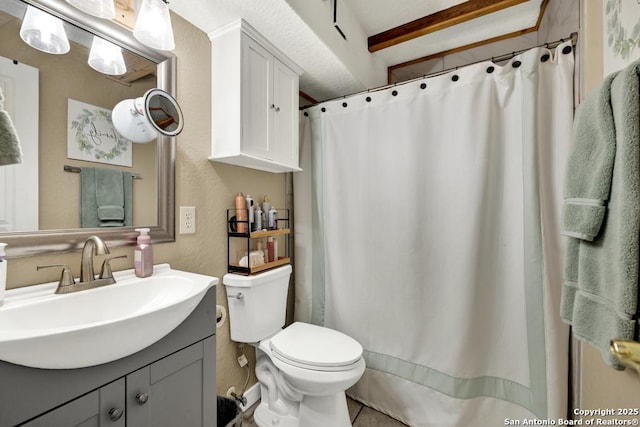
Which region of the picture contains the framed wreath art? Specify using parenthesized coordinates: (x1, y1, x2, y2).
(604, 0, 640, 75)
(67, 99, 132, 167)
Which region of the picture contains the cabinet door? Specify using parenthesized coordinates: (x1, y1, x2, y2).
(272, 57, 300, 168)
(127, 337, 215, 427)
(241, 36, 273, 160)
(22, 379, 125, 427)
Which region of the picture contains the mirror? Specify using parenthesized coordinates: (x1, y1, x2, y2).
(0, 0, 176, 257)
(113, 88, 184, 143)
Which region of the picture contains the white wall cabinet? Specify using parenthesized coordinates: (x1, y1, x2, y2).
(209, 19, 303, 173)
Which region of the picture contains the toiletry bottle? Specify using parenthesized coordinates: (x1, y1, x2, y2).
(268, 206, 278, 230)
(235, 192, 247, 233)
(262, 239, 269, 261)
(0, 243, 7, 306)
(255, 203, 263, 231)
(273, 238, 278, 262)
(134, 228, 153, 278)
(245, 194, 254, 231)
(267, 236, 275, 263)
(262, 196, 271, 218)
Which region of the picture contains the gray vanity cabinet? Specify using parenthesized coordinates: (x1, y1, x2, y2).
(22, 379, 125, 427)
(127, 337, 216, 427)
(0, 288, 216, 427)
(22, 337, 215, 427)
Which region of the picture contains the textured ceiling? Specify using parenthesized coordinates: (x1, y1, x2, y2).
(170, 0, 380, 101)
(342, 0, 467, 35)
(170, 0, 545, 101)
(342, 0, 544, 67)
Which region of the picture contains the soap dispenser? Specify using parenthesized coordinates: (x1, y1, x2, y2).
(0, 243, 6, 306)
(134, 228, 153, 278)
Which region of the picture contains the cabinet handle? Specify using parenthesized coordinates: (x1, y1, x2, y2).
(275, 107, 280, 112)
(108, 408, 124, 422)
(136, 392, 150, 405)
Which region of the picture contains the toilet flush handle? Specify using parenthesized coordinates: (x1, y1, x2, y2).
(227, 292, 244, 300)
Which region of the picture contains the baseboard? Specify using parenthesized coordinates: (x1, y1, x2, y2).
(240, 382, 261, 412)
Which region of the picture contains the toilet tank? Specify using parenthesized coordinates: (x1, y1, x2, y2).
(223, 264, 292, 343)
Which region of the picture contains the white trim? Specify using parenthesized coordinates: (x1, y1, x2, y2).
(565, 198, 605, 206)
(560, 230, 594, 240)
(239, 382, 261, 412)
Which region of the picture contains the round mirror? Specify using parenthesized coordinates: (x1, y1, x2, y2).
(112, 88, 183, 144)
(145, 88, 183, 136)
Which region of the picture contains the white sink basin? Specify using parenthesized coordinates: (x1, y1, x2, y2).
(0, 264, 217, 369)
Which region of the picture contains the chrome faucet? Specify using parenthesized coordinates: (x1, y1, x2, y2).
(80, 235, 110, 283)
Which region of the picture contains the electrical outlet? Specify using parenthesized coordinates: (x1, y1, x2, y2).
(179, 206, 196, 234)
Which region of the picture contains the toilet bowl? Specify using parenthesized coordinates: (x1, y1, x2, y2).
(223, 265, 365, 427)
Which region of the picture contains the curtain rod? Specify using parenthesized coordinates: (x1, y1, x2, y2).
(301, 32, 578, 110)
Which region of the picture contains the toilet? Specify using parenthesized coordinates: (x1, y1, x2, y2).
(223, 265, 365, 427)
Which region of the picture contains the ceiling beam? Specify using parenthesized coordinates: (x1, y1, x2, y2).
(386, 0, 547, 83)
(368, 0, 528, 52)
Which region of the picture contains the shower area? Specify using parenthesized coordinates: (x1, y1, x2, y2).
(293, 40, 575, 427)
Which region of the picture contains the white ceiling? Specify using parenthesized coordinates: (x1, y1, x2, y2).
(342, 0, 468, 35)
(341, 0, 544, 68)
(170, 0, 545, 101)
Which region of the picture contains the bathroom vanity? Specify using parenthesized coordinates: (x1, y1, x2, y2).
(0, 286, 216, 426)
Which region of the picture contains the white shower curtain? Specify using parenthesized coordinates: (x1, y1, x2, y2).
(294, 42, 574, 427)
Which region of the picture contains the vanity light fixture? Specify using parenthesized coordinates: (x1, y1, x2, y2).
(20, 6, 70, 55)
(133, 0, 175, 51)
(88, 36, 126, 75)
(65, 0, 116, 19)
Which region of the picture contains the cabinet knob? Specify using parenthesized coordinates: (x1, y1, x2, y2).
(108, 408, 124, 422)
(136, 392, 150, 405)
(275, 107, 280, 112)
(270, 104, 275, 109)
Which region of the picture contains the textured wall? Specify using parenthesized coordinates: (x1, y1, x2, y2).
(6, 13, 286, 397)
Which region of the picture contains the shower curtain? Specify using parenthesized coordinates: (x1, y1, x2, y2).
(294, 42, 574, 427)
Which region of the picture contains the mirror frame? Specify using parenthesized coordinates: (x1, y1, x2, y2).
(6, 0, 175, 258)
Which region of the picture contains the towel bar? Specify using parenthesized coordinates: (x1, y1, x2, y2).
(610, 339, 640, 374)
(64, 165, 141, 179)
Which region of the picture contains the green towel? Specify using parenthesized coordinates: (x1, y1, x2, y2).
(95, 168, 125, 226)
(560, 60, 640, 369)
(80, 167, 133, 228)
(0, 91, 23, 166)
(560, 71, 617, 241)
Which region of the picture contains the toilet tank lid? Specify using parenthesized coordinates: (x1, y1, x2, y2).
(223, 265, 292, 287)
(270, 322, 363, 369)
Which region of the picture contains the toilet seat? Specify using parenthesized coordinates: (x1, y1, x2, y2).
(269, 322, 363, 372)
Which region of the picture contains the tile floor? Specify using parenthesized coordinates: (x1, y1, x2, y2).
(241, 397, 408, 426)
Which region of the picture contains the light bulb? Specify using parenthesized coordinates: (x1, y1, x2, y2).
(88, 37, 126, 75)
(20, 6, 70, 55)
(133, 0, 175, 51)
